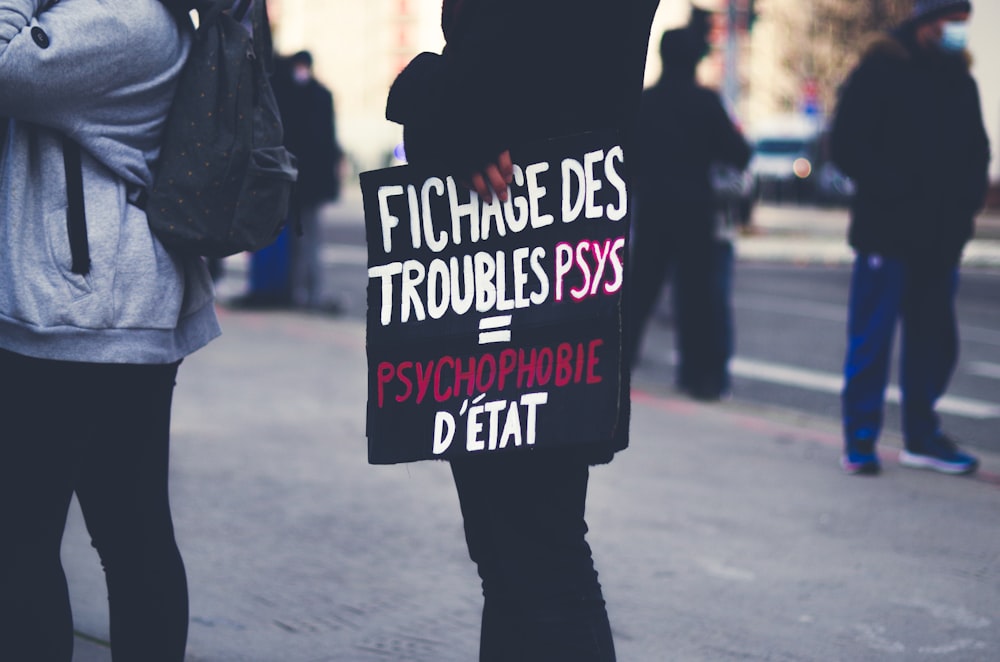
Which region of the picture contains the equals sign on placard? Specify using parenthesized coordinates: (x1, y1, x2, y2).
(478, 315, 512, 345)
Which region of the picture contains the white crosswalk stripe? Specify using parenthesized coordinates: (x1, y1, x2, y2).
(322, 244, 368, 266)
(968, 361, 1000, 380)
(731, 356, 1000, 420)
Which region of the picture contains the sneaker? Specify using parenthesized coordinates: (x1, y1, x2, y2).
(900, 435, 979, 475)
(677, 376, 731, 403)
(841, 437, 881, 475)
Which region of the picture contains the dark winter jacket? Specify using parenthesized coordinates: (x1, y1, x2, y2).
(634, 69, 751, 236)
(831, 29, 990, 266)
(386, 0, 660, 177)
(384, 0, 660, 464)
(272, 60, 343, 206)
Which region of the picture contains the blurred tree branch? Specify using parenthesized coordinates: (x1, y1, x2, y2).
(757, 0, 909, 118)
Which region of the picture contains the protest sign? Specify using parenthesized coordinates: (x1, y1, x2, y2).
(363, 131, 630, 464)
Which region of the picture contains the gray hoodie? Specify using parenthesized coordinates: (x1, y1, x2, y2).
(0, 0, 220, 363)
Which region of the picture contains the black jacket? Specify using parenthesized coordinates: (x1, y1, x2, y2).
(634, 70, 751, 231)
(272, 59, 343, 205)
(386, 0, 660, 176)
(831, 29, 990, 266)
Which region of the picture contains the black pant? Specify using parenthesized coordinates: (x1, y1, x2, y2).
(0, 349, 188, 662)
(450, 453, 615, 662)
(628, 198, 732, 396)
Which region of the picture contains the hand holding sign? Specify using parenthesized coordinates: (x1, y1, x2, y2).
(363, 131, 630, 464)
(467, 149, 514, 204)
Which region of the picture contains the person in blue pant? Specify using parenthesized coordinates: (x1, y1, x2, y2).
(830, 0, 990, 475)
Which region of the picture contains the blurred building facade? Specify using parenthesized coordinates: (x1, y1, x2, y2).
(267, 0, 443, 174)
(747, 0, 999, 182)
(268, 0, 998, 183)
(267, 0, 705, 175)
(968, 1, 1000, 183)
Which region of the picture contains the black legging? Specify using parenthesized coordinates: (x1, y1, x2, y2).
(0, 349, 188, 662)
(451, 452, 615, 662)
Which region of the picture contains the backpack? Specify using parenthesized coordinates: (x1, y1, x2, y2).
(145, 0, 298, 257)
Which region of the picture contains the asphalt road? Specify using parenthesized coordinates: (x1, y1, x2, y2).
(67, 290, 1000, 662)
(640, 262, 1000, 457)
(219, 194, 1000, 458)
(64, 196, 1000, 662)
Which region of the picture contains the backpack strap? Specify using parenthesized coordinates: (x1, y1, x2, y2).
(232, 0, 252, 21)
(196, 0, 230, 28)
(199, 1, 274, 72)
(62, 137, 91, 276)
(249, 0, 275, 74)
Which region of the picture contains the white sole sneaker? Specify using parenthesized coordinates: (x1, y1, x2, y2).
(899, 450, 977, 475)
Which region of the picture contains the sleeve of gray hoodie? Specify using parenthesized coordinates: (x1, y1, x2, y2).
(0, 0, 190, 184)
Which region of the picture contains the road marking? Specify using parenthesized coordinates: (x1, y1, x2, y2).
(730, 356, 1000, 420)
(968, 361, 1000, 379)
(323, 245, 368, 265)
(962, 325, 1000, 346)
(736, 295, 1000, 347)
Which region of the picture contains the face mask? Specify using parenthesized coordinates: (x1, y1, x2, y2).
(293, 65, 311, 85)
(939, 21, 969, 53)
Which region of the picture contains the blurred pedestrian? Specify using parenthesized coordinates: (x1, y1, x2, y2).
(0, 0, 220, 660)
(232, 51, 343, 311)
(385, 0, 660, 659)
(278, 50, 344, 311)
(627, 23, 752, 401)
(831, 0, 990, 475)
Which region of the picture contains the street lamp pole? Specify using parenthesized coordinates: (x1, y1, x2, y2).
(723, 0, 741, 111)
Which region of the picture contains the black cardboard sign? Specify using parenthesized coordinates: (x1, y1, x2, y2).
(363, 131, 629, 464)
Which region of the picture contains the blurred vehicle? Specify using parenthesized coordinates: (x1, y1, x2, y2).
(749, 115, 855, 206)
(750, 129, 818, 203)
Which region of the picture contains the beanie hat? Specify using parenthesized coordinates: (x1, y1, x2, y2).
(441, 0, 466, 41)
(290, 51, 313, 68)
(910, 0, 972, 24)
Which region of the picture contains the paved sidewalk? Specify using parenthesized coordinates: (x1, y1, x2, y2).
(63, 308, 999, 662)
(735, 204, 1000, 268)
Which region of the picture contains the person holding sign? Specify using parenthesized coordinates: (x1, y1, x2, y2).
(382, 0, 659, 660)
